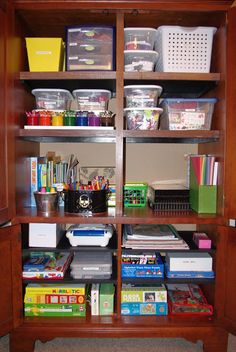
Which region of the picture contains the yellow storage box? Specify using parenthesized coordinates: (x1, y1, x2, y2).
(26, 38, 64, 72)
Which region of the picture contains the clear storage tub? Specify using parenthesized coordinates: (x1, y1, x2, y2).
(124, 85, 163, 108)
(124, 28, 157, 50)
(159, 98, 217, 130)
(124, 50, 159, 72)
(72, 89, 111, 111)
(124, 107, 163, 130)
(31, 89, 73, 110)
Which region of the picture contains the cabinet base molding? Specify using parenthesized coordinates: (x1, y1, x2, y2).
(10, 324, 228, 352)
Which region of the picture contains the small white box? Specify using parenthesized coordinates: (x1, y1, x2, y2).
(29, 223, 65, 248)
(166, 252, 212, 272)
(91, 283, 100, 316)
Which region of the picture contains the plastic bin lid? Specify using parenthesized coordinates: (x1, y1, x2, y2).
(124, 85, 163, 96)
(71, 251, 112, 266)
(161, 98, 218, 103)
(31, 89, 73, 99)
(72, 89, 111, 99)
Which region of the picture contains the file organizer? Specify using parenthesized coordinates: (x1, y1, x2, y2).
(189, 164, 217, 213)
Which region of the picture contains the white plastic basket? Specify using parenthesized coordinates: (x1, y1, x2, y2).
(155, 26, 217, 73)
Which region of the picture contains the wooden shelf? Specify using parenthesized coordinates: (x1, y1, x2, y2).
(18, 129, 117, 143)
(18, 129, 220, 144)
(14, 206, 223, 225)
(124, 130, 220, 144)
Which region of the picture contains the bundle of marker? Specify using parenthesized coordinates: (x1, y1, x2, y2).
(38, 187, 57, 193)
(65, 176, 110, 191)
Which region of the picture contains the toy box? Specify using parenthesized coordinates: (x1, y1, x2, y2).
(121, 302, 167, 316)
(121, 284, 167, 303)
(24, 303, 86, 316)
(167, 283, 213, 315)
(121, 253, 164, 278)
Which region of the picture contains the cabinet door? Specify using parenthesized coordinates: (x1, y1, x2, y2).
(225, 5, 236, 220)
(0, 3, 11, 224)
(221, 5, 236, 334)
(0, 224, 22, 336)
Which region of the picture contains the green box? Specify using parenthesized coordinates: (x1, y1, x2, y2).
(99, 283, 114, 316)
(190, 166, 217, 214)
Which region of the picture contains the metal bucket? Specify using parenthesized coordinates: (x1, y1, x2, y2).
(34, 192, 59, 216)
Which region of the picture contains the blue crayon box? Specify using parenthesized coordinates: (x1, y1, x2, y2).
(121, 302, 168, 316)
(121, 253, 164, 278)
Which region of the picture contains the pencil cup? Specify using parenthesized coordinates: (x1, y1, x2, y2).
(64, 189, 108, 214)
(34, 192, 59, 216)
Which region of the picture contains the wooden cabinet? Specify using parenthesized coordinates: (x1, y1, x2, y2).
(1, 1, 236, 351)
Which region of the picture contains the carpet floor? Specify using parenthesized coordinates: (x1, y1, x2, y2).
(0, 334, 236, 352)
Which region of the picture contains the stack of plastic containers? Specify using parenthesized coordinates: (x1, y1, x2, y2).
(124, 85, 163, 130)
(72, 89, 112, 126)
(124, 28, 158, 72)
(70, 251, 112, 279)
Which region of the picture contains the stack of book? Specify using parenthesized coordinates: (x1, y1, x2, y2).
(22, 252, 73, 280)
(24, 283, 86, 316)
(122, 224, 189, 250)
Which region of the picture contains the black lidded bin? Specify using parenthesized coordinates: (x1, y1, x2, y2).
(64, 189, 108, 213)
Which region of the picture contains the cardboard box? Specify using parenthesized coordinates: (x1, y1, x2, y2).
(121, 302, 168, 316)
(26, 38, 64, 72)
(99, 283, 114, 315)
(24, 303, 86, 316)
(166, 252, 213, 272)
(121, 254, 164, 278)
(121, 284, 167, 303)
(29, 223, 65, 248)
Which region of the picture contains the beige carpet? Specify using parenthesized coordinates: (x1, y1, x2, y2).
(0, 334, 236, 352)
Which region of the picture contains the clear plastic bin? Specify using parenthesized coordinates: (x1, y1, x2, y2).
(31, 89, 73, 110)
(124, 28, 157, 50)
(155, 26, 217, 73)
(159, 98, 217, 130)
(124, 85, 163, 108)
(72, 89, 111, 110)
(124, 50, 159, 72)
(124, 107, 163, 130)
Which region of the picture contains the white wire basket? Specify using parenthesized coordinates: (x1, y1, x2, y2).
(155, 26, 217, 73)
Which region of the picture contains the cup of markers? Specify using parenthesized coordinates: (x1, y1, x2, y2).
(34, 187, 59, 216)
